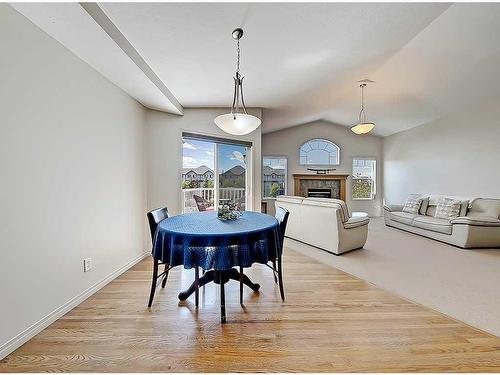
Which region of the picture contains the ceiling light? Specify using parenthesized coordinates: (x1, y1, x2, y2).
(214, 28, 261, 136)
(351, 83, 375, 135)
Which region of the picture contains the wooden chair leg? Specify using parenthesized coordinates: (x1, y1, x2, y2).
(195, 267, 200, 307)
(277, 256, 285, 302)
(148, 259, 159, 307)
(272, 259, 278, 284)
(220, 272, 226, 323)
(161, 263, 169, 288)
(239, 266, 243, 306)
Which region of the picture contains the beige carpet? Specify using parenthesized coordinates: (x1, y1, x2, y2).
(286, 217, 500, 337)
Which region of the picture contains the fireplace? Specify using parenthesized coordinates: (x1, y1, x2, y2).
(293, 174, 348, 201)
(308, 188, 332, 198)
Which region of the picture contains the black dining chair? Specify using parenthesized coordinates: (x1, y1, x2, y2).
(272, 206, 289, 301)
(147, 207, 201, 308)
(147, 207, 171, 308)
(238, 207, 289, 305)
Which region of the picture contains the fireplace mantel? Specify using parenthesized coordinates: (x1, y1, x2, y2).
(293, 174, 349, 201)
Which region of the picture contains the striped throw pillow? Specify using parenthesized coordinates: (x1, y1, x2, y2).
(435, 198, 461, 219)
(402, 194, 422, 214)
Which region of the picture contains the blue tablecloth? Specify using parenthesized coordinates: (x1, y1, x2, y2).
(152, 211, 281, 270)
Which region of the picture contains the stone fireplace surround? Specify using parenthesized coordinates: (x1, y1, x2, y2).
(293, 174, 348, 201)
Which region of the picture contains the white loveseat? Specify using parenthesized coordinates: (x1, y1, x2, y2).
(276, 196, 370, 255)
(384, 195, 500, 248)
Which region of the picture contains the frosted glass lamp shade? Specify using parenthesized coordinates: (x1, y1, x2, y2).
(214, 113, 261, 135)
(350, 122, 375, 135)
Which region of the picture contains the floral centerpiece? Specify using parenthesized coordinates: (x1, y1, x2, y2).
(217, 201, 242, 221)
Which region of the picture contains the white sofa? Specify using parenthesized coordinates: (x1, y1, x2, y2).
(384, 195, 500, 248)
(276, 196, 370, 255)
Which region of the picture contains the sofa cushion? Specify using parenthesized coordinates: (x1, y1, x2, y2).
(402, 194, 423, 214)
(390, 211, 417, 225)
(435, 198, 461, 219)
(412, 216, 452, 235)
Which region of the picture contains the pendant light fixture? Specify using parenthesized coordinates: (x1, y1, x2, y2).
(351, 83, 375, 135)
(214, 28, 261, 135)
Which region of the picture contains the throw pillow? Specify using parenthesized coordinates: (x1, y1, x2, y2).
(419, 196, 430, 215)
(402, 194, 422, 214)
(459, 200, 469, 217)
(435, 198, 461, 219)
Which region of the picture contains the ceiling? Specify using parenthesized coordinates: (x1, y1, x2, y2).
(10, 2, 500, 136)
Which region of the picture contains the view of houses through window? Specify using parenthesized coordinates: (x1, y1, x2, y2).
(352, 158, 376, 200)
(262, 157, 287, 198)
(182, 137, 248, 213)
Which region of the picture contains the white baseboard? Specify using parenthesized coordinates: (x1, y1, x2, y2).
(0, 251, 150, 360)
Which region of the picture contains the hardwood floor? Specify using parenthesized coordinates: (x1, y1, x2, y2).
(2, 248, 500, 372)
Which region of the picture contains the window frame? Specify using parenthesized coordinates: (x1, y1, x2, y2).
(262, 155, 288, 199)
(298, 138, 340, 166)
(351, 157, 377, 201)
(181, 132, 254, 212)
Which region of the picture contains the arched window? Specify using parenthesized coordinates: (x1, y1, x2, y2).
(299, 139, 340, 165)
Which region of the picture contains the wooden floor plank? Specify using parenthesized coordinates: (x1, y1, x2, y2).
(1, 248, 499, 372)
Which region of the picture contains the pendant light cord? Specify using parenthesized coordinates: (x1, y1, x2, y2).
(236, 37, 240, 75)
(235, 37, 240, 115)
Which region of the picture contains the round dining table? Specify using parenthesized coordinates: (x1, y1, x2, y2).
(152, 210, 281, 322)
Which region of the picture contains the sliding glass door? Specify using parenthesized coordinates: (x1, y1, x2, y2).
(217, 143, 247, 211)
(181, 134, 250, 213)
(181, 138, 215, 213)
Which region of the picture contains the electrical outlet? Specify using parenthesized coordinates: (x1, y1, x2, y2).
(83, 257, 92, 272)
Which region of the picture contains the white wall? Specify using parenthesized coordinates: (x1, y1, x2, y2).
(145, 108, 262, 215)
(0, 4, 147, 357)
(262, 121, 384, 216)
(383, 97, 500, 204)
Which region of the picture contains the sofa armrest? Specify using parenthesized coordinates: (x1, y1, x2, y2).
(384, 204, 403, 212)
(450, 216, 500, 227)
(343, 216, 370, 229)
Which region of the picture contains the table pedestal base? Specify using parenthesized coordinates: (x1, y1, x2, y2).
(178, 268, 260, 323)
